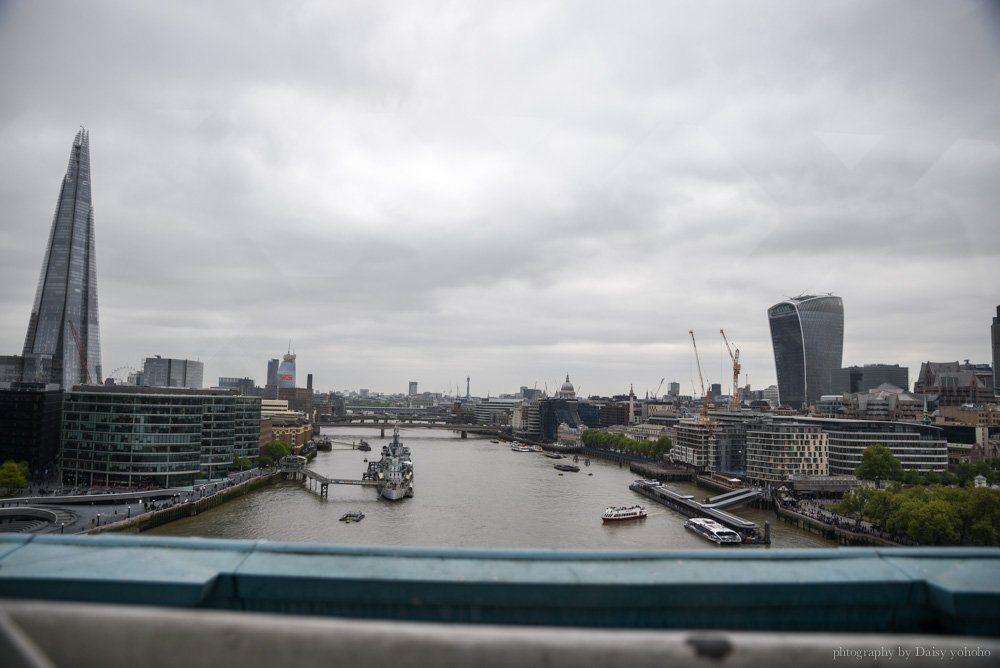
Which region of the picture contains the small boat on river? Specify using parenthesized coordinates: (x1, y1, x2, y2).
(554, 464, 580, 472)
(357, 440, 371, 452)
(511, 443, 533, 452)
(602, 505, 647, 523)
(339, 511, 365, 523)
(544, 452, 565, 459)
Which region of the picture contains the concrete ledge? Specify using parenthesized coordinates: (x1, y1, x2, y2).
(2, 600, 999, 668)
(0, 535, 998, 635)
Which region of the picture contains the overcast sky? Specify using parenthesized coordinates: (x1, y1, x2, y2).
(1, 1, 998, 398)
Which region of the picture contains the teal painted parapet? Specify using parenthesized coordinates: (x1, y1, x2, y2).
(0, 535, 997, 636)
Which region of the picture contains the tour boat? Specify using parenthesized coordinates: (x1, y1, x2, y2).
(510, 444, 533, 452)
(684, 517, 743, 544)
(601, 505, 647, 523)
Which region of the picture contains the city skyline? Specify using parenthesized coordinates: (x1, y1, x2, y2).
(1, 2, 998, 397)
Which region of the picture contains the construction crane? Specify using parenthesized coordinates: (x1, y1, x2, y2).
(654, 378, 665, 399)
(67, 320, 92, 384)
(720, 329, 741, 411)
(689, 330, 710, 422)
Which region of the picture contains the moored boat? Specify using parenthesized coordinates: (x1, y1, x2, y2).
(601, 505, 647, 523)
(339, 511, 365, 523)
(357, 440, 371, 452)
(543, 452, 564, 459)
(362, 426, 414, 501)
(685, 517, 742, 544)
(554, 464, 580, 472)
(510, 444, 533, 452)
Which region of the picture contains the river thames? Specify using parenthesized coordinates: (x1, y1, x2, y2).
(148, 427, 835, 549)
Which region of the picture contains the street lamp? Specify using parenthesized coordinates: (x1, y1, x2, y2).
(96, 513, 101, 527)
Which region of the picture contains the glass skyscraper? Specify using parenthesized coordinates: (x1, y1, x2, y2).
(767, 294, 844, 409)
(21, 128, 102, 388)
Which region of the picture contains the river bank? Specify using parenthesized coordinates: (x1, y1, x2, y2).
(92, 472, 280, 535)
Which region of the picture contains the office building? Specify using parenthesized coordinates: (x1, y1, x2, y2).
(409, 382, 418, 397)
(277, 352, 296, 389)
(61, 386, 261, 487)
(992, 306, 1000, 396)
(0, 382, 63, 478)
(142, 356, 204, 389)
(830, 364, 909, 394)
(218, 377, 256, 395)
(667, 382, 680, 397)
(767, 294, 844, 410)
(266, 359, 279, 387)
(20, 129, 102, 388)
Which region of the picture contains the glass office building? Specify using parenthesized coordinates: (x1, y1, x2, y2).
(61, 386, 261, 487)
(767, 295, 844, 410)
(22, 129, 102, 388)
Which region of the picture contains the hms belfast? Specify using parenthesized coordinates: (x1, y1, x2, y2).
(363, 425, 414, 501)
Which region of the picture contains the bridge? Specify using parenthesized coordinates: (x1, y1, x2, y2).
(0, 535, 997, 666)
(319, 415, 508, 438)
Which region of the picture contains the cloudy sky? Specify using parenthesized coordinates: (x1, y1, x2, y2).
(1, 1, 997, 398)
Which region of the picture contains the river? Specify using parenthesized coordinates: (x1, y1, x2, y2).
(147, 427, 836, 549)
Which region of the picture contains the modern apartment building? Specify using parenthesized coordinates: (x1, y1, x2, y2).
(790, 417, 947, 475)
(746, 420, 828, 484)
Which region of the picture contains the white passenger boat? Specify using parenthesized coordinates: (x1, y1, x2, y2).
(601, 505, 647, 523)
(684, 517, 743, 544)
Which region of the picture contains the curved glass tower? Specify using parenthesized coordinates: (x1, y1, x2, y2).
(22, 128, 102, 387)
(767, 295, 844, 410)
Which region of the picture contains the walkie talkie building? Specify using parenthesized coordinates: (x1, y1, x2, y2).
(767, 294, 844, 410)
(21, 128, 102, 388)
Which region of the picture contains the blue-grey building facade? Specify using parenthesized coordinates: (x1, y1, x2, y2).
(767, 294, 844, 410)
(61, 386, 261, 487)
(21, 129, 102, 388)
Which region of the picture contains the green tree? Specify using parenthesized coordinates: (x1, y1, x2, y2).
(233, 455, 253, 471)
(0, 460, 28, 494)
(855, 444, 903, 488)
(258, 440, 291, 467)
(906, 498, 959, 545)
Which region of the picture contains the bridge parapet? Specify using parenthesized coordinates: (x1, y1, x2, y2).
(0, 535, 997, 638)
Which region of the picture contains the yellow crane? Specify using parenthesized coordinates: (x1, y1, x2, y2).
(720, 329, 741, 411)
(689, 330, 710, 422)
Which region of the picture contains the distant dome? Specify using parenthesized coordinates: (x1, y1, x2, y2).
(558, 373, 576, 399)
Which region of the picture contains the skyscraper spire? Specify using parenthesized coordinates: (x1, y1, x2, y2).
(22, 128, 102, 387)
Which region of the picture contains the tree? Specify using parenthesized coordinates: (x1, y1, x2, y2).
(233, 456, 253, 471)
(0, 460, 28, 494)
(855, 444, 903, 488)
(258, 440, 291, 467)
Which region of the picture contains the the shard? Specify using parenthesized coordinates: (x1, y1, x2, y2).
(21, 128, 102, 387)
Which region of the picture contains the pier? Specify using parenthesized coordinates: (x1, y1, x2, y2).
(280, 456, 378, 499)
(629, 480, 769, 543)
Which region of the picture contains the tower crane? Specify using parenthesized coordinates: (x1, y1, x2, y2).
(654, 378, 665, 399)
(689, 330, 710, 422)
(67, 320, 92, 384)
(720, 329, 741, 411)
